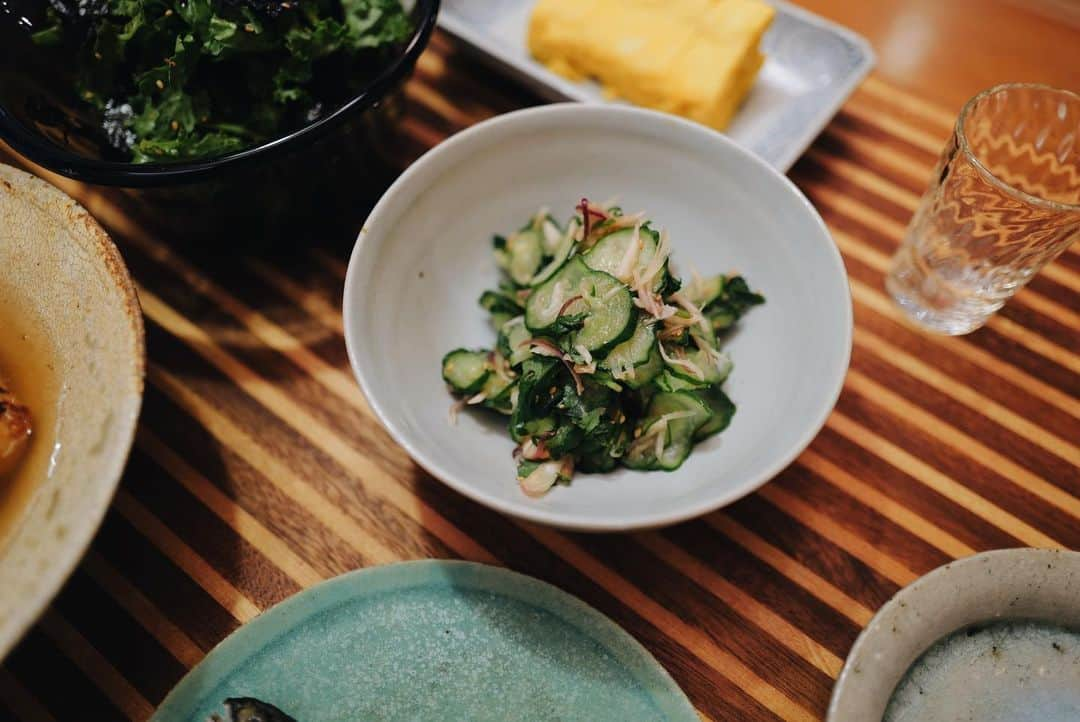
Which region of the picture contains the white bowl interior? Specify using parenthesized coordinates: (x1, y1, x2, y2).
(345, 105, 850, 530)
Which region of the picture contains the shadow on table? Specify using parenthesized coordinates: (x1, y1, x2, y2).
(0, 405, 247, 717)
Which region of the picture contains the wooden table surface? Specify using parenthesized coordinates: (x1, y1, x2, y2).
(1, 2, 1078, 721)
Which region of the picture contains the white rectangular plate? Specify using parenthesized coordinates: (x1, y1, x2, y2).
(437, 0, 875, 172)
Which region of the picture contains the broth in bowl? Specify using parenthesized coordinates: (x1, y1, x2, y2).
(0, 288, 60, 549)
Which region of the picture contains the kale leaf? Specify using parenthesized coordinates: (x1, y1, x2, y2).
(34, 0, 413, 162)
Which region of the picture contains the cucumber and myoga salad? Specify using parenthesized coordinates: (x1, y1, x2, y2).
(441, 199, 764, 498)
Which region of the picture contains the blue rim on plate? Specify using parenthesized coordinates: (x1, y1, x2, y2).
(152, 560, 698, 721)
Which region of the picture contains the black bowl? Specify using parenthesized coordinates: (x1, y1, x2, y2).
(0, 0, 440, 243)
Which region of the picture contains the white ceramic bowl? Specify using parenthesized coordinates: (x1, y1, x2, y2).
(343, 104, 851, 531)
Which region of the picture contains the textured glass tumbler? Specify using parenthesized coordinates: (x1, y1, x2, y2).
(887, 83, 1080, 335)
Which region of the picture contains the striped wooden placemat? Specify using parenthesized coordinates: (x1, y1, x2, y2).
(1, 31, 1077, 722)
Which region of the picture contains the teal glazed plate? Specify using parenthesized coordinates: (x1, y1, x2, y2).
(152, 560, 697, 721)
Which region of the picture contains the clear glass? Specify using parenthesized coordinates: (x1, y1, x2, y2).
(887, 83, 1080, 334)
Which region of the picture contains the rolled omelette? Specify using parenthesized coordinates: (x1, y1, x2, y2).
(528, 0, 776, 131)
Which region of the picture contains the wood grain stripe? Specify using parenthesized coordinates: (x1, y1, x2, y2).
(0, 669, 56, 722)
(852, 326, 1080, 465)
(797, 450, 977, 559)
(92, 512, 241, 653)
(146, 365, 399, 566)
(112, 491, 262, 623)
(842, 97, 946, 156)
(806, 147, 921, 212)
(860, 77, 960, 129)
(706, 515, 874, 626)
(825, 412, 1060, 548)
(831, 223, 1080, 369)
(310, 248, 350, 281)
(844, 268, 1080, 420)
(635, 533, 845, 678)
(755, 485, 919, 587)
(823, 124, 931, 187)
(406, 79, 492, 129)
(118, 233, 371, 415)
(136, 429, 325, 588)
(136, 287, 496, 565)
(846, 368, 1080, 514)
(38, 612, 153, 722)
(520, 523, 818, 722)
(81, 552, 205, 669)
(246, 259, 345, 335)
(833, 235, 1080, 462)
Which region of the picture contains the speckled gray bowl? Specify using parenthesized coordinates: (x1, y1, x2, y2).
(0, 164, 144, 658)
(828, 548, 1080, 722)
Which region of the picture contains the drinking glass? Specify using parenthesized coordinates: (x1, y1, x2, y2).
(887, 83, 1080, 335)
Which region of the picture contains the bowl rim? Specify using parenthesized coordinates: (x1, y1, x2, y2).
(826, 547, 1080, 722)
(0, 0, 439, 187)
(0, 163, 145, 658)
(152, 560, 698, 721)
(342, 103, 853, 531)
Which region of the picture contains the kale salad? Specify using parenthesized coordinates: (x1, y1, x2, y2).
(29, 0, 413, 162)
(442, 200, 764, 498)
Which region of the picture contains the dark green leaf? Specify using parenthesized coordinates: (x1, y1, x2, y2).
(479, 290, 524, 316)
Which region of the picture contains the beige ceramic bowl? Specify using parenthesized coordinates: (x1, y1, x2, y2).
(828, 548, 1080, 721)
(0, 164, 144, 658)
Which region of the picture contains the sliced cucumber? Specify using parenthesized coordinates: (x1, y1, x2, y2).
(623, 392, 712, 470)
(497, 316, 533, 367)
(489, 311, 513, 332)
(697, 346, 733, 385)
(664, 328, 732, 385)
(685, 274, 725, 308)
(525, 257, 590, 332)
(479, 289, 523, 316)
(654, 369, 707, 393)
(694, 386, 736, 440)
(666, 347, 732, 385)
(505, 228, 544, 286)
(572, 270, 635, 353)
(603, 320, 662, 389)
(441, 349, 491, 395)
(709, 307, 737, 332)
(510, 414, 557, 443)
(583, 226, 663, 288)
(531, 220, 578, 287)
(481, 372, 516, 415)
